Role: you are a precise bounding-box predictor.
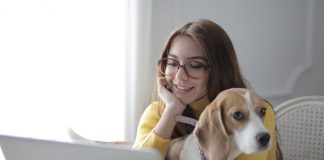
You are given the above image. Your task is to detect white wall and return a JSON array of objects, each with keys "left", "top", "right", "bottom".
[{"left": 149, "top": 0, "right": 324, "bottom": 106}]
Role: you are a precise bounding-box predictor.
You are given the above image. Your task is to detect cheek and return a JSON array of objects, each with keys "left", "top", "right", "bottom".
[
  {"left": 198, "top": 75, "right": 209, "bottom": 92},
  {"left": 165, "top": 76, "right": 173, "bottom": 84},
  {"left": 165, "top": 74, "right": 173, "bottom": 80},
  {"left": 192, "top": 79, "right": 208, "bottom": 96}
]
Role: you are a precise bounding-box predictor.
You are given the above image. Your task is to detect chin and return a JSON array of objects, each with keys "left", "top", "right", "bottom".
[
  {"left": 181, "top": 98, "right": 194, "bottom": 105},
  {"left": 175, "top": 94, "right": 197, "bottom": 104}
]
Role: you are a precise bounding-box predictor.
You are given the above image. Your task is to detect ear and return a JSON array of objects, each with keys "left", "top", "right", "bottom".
[
  {"left": 212, "top": 100, "right": 230, "bottom": 137},
  {"left": 194, "top": 101, "right": 230, "bottom": 159}
]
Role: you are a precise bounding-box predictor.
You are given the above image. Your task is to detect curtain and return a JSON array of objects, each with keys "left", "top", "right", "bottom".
[{"left": 125, "top": 0, "right": 154, "bottom": 141}]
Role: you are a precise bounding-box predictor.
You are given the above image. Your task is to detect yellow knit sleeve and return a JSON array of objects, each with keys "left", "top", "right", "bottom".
[
  {"left": 235, "top": 101, "right": 277, "bottom": 160},
  {"left": 132, "top": 102, "right": 171, "bottom": 158}
]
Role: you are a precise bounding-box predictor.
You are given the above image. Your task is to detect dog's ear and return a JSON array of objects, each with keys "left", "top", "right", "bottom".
[
  {"left": 211, "top": 99, "right": 230, "bottom": 137},
  {"left": 194, "top": 99, "right": 230, "bottom": 159}
]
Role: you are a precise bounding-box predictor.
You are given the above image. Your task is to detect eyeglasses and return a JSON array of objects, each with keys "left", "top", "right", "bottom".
[{"left": 158, "top": 58, "right": 209, "bottom": 79}]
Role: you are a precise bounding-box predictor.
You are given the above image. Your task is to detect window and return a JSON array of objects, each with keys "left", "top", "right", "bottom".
[{"left": 0, "top": 0, "right": 127, "bottom": 142}]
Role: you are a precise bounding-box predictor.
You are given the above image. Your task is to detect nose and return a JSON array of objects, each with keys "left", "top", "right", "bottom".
[
  {"left": 175, "top": 66, "right": 189, "bottom": 81},
  {"left": 256, "top": 132, "right": 270, "bottom": 146}
]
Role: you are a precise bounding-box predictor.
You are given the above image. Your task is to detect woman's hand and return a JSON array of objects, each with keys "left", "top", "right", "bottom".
[
  {"left": 157, "top": 77, "right": 186, "bottom": 115},
  {"left": 154, "top": 77, "right": 186, "bottom": 139}
]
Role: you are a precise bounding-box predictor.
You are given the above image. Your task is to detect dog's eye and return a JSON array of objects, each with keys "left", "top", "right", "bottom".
[
  {"left": 259, "top": 108, "right": 267, "bottom": 117},
  {"left": 233, "top": 111, "right": 244, "bottom": 120}
]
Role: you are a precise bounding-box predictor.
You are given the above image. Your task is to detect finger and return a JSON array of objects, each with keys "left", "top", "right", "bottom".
[
  {"left": 157, "top": 77, "right": 168, "bottom": 93},
  {"left": 157, "top": 77, "right": 168, "bottom": 90},
  {"left": 158, "top": 77, "right": 168, "bottom": 85}
]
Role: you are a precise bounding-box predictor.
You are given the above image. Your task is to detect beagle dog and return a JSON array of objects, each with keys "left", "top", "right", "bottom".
[{"left": 166, "top": 88, "right": 272, "bottom": 160}]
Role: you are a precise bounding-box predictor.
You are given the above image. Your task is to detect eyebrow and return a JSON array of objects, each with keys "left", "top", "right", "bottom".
[{"left": 168, "top": 53, "right": 207, "bottom": 61}]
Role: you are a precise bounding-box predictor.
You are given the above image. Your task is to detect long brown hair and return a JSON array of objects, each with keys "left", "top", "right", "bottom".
[
  {"left": 155, "top": 19, "right": 282, "bottom": 159},
  {"left": 156, "top": 19, "right": 246, "bottom": 137},
  {"left": 158, "top": 19, "right": 246, "bottom": 101}
]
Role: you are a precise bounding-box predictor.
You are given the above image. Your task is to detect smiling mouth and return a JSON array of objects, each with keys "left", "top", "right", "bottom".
[{"left": 174, "top": 84, "right": 194, "bottom": 93}]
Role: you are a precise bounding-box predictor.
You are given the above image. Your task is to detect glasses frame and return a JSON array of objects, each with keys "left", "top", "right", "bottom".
[{"left": 157, "top": 57, "right": 209, "bottom": 79}]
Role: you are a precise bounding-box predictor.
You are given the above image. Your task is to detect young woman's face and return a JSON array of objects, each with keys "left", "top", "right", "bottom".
[{"left": 166, "top": 36, "right": 209, "bottom": 104}]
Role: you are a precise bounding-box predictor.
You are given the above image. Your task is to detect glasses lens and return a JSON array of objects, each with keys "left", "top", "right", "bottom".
[
  {"left": 185, "top": 61, "right": 206, "bottom": 78},
  {"left": 158, "top": 58, "right": 207, "bottom": 78},
  {"left": 159, "top": 58, "right": 178, "bottom": 75}
]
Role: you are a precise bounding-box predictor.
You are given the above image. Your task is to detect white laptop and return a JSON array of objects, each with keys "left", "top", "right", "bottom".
[{"left": 0, "top": 134, "right": 161, "bottom": 160}]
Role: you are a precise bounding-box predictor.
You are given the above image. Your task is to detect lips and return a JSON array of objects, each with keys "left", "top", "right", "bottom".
[{"left": 173, "top": 84, "right": 194, "bottom": 93}]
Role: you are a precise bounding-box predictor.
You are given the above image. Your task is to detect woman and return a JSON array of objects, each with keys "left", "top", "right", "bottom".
[{"left": 133, "top": 19, "right": 282, "bottom": 160}]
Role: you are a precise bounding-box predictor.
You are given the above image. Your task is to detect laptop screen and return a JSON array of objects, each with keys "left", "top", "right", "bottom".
[{"left": 0, "top": 134, "right": 161, "bottom": 160}]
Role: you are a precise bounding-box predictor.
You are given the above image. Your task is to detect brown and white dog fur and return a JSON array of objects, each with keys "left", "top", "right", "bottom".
[{"left": 166, "top": 88, "right": 272, "bottom": 160}]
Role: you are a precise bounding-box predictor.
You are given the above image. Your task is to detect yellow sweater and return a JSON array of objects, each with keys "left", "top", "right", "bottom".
[{"left": 133, "top": 96, "right": 277, "bottom": 159}]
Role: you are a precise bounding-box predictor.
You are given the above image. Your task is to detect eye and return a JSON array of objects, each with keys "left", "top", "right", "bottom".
[
  {"left": 259, "top": 107, "right": 267, "bottom": 117},
  {"left": 188, "top": 61, "right": 205, "bottom": 69},
  {"left": 166, "top": 59, "right": 178, "bottom": 67},
  {"left": 232, "top": 111, "right": 244, "bottom": 120},
  {"left": 187, "top": 61, "right": 206, "bottom": 70}
]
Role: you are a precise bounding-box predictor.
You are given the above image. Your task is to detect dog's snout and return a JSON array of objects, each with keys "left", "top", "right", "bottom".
[{"left": 256, "top": 132, "right": 270, "bottom": 146}]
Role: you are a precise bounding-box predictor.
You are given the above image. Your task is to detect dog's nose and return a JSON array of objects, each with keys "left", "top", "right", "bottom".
[{"left": 256, "top": 132, "right": 270, "bottom": 146}]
